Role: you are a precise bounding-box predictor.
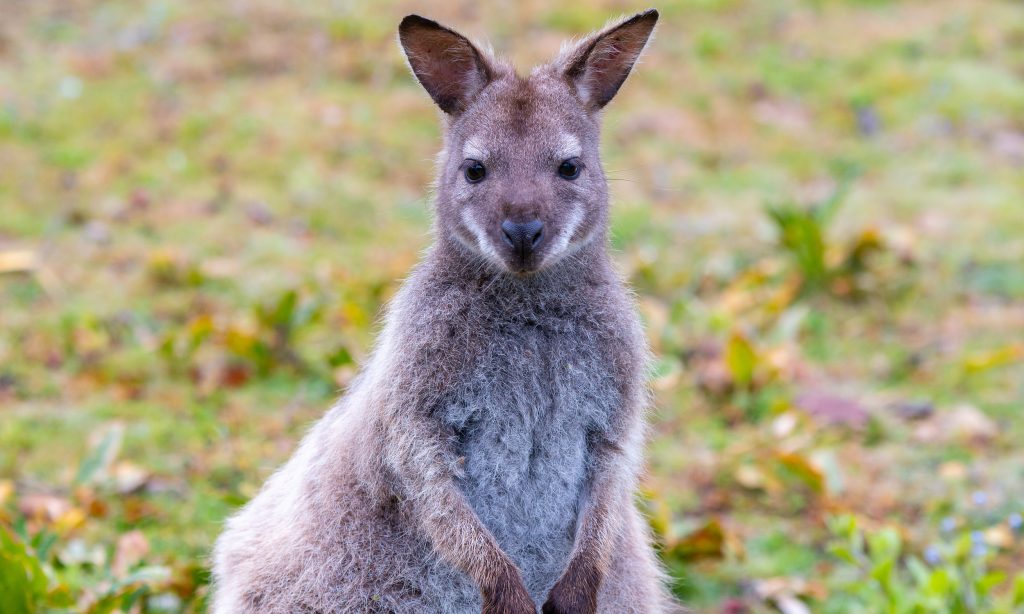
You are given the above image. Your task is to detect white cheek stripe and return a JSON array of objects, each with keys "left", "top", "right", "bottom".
[
  {"left": 550, "top": 203, "right": 584, "bottom": 256},
  {"left": 461, "top": 208, "right": 501, "bottom": 262}
]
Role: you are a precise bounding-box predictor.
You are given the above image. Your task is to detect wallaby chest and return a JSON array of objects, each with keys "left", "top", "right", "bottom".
[{"left": 436, "top": 306, "right": 623, "bottom": 585}]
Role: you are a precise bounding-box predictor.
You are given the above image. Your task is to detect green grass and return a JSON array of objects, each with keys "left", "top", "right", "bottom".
[{"left": 2, "top": 0, "right": 1023, "bottom": 611}]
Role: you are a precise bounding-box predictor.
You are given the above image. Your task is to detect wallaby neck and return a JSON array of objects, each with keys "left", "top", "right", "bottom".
[{"left": 429, "top": 232, "right": 614, "bottom": 298}]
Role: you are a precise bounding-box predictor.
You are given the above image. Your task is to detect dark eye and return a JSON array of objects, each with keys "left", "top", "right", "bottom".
[
  {"left": 465, "top": 160, "right": 486, "bottom": 183},
  {"left": 557, "top": 158, "right": 581, "bottom": 180}
]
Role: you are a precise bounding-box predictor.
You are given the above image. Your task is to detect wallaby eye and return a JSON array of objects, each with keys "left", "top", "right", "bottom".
[
  {"left": 464, "top": 160, "right": 486, "bottom": 183},
  {"left": 557, "top": 158, "right": 581, "bottom": 180}
]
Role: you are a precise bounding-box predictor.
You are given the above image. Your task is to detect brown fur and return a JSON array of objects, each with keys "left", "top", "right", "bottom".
[{"left": 212, "top": 11, "right": 676, "bottom": 614}]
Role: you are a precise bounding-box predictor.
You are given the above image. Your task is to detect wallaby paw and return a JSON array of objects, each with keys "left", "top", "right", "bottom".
[
  {"left": 541, "top": 584, "right": 598, "bottom": 614},
  {"left": 482, "top": 567, "right": 536, "bottom": 614},
  {"left": 541, "top": 565, "right": 600, "bottom": 614}
]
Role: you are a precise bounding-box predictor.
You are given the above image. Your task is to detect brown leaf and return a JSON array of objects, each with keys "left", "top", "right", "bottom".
[
  {"left": 113, "top": 461, "right": 151, "bottom": 494},
  {"left": 219, "top": 362, "right": 251, "bottom": 388},
  {"left": 122, "top": 496, "right": 163, "bottom": 524},
  {"left": 667, "top": 518, "right": 726, "bottom": 561},
  {"left": 776, "top": 452, "right": 826, "bottom": 495}
]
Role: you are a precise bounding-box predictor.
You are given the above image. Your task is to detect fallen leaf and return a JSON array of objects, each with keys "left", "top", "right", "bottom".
[
  {"left": 113, "top": 461, "right": 151, "bottom": 494},
  {"left": 667, "top": 518, "right": 726, "bottom": 561},
  {"left": 913, "top": 404, "right": 998, "bottom": 444},
  {"left": 753, "top": 576, "right": 828, "bottom": 601},
  {"left": 735, "top": 465, "right": 767, "bottom": 490},
  {"left": 776, "top": 452, "right": 826, "bottom": 495},
  {"left": 0, "top": 250, "right": 37, "bottom": 273},
  {"left": 963, "top": 344, "right": 1024, "bottom": 375},
  {"left": 725, "top": 332, "right": 758, "bottom": 388},
  {"left": 219, "top": 362, "right": 251, "bottom": 388},
  {"left": 53, "top": 506, "right": 87, "bottom": 534},
  {"left": 985, "top": 524, "right": 1014, "bottom": 549}
]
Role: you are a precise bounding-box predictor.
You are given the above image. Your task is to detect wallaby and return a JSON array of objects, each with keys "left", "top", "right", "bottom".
[{"left": 212, "top": 10, "right": 674, "bottom": 614}]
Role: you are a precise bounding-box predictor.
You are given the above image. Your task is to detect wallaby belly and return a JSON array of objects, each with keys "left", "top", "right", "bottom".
[{"left": 440, "top": 324, "right": 620, "bottom": 599}]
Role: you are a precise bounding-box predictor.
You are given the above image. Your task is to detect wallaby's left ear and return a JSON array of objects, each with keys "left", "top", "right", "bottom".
[{"left": 557, "top": 9, "right": 659, "bottom": 111}]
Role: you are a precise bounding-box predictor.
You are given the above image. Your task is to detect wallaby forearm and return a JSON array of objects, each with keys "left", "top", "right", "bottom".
[
  {"left": 381, "top": 406, "right": 532, "bottom": 606},
  {"left": 407, "top": 471, "right": 514, "bottom": 585},
  {"left": 586, "top": 414, "right": 644, "bottom": 547},
  {"left": 574, "top": 442, "right": 638, "bottom": 572},
  {"left": 544, "top": 417, "right": 644, "bottom": 613}
]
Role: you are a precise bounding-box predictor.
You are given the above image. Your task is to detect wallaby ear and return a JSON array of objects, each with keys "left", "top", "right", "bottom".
[
  {"left": 398, "top": 15, "right": 496, "bottom": 115},
  {"left": 557, "top": 9, "right": 659, "bottom": 111}
]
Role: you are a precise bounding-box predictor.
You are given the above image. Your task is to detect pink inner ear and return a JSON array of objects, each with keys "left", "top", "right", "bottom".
[
  {"left": 562, "top": 11, "right": 657, "bottom": 110},
  {"left": 589, "top": 39, "right": 628, "bottom": 76},
  {"left": 401, "top": 21, "right": 491, "bottom": 115},
  {"left": 578, "top": 37, "right": 641, "bottom": 108}
]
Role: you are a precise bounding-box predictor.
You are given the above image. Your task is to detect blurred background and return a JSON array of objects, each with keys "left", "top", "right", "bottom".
[{"left": 2, "top": 1, "right": 1023, "bottom": 612}]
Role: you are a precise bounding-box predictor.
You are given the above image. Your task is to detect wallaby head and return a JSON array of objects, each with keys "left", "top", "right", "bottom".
[{"left": 399, "top": 10, "right": 658, "bottom": 275}]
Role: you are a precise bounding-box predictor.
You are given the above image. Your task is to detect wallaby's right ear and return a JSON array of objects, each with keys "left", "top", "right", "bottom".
[{"left": 398, "top": 15, "right": 495, "bottom": 115}]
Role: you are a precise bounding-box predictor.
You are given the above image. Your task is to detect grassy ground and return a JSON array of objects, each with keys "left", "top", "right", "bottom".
[{"left": 2, "top": 0, "right": 1023, "bottom": 612}]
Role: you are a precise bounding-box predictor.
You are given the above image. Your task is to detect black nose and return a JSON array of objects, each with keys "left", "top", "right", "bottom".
[{"left": 501, "top": 219, "right": 544, "bottom": 258}]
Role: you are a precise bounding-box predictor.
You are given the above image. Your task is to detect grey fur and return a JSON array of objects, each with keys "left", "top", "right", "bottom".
[{"left": 213, "top": 10, "right": 674, "bottom": 614}]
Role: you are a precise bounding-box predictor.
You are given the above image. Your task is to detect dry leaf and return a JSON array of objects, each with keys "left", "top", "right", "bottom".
[
  {"left": 0, "top": 250, "right": 37, "bottom": 273},
  {"left": 113, "top": 461, "right": 151, "bottom": 494},
  {"left": 985, "top": 524, "right": 1014, "bottom": 549},
  {"left": 53, "top": 506, "right": 87, "bottom": 534},
  {"left": 735, "top": 465, "right": 767, "bottom": 489},
  {"left": 913, "top": 404, "right": 997, "bottom": 444},
  {"left": 776, "top": 452, "right": 826, "bottom": 495},
  {"left": 667, "top": 518, "right": 726, "bottom": 561}
]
